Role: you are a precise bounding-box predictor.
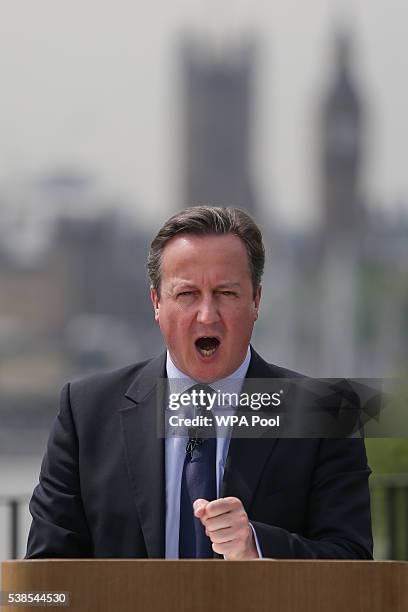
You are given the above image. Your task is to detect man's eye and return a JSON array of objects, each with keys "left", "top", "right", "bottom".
[
  {"left": 221, "top": 291, "right": 235, "bottom": 296},
  {"left": 178, "top": 291, "right": 193, "bottom": 297}
]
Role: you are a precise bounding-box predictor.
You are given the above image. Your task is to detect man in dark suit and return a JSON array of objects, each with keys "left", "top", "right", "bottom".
[{"left": 26, "top": 206, "right": 372, "bottom": 560}]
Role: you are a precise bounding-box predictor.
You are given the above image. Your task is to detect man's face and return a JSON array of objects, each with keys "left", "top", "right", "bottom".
[{"left": 150, "top": 233, "right": 261, "bottom": 382}]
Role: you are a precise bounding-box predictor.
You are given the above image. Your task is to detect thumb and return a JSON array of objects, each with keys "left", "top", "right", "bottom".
[{"left": 193, "top": 498, "right": 209, "bottom": 518}]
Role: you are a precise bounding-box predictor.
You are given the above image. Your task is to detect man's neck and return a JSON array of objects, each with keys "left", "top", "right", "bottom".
[{"left": 166, "top": 347, "right": 252, "bottom": 391}]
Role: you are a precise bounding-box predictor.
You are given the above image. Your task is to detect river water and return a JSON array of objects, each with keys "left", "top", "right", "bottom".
[{"left": 0, "top": 455, "right": 43, "bottom": 562}]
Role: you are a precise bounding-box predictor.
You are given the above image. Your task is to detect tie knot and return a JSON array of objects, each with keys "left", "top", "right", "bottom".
[
  {"left": 185, "top": 384, "right": 216, "bottom": 441},
  {"left": 186, "top": 384, "right": 215, "bottom": 412}
]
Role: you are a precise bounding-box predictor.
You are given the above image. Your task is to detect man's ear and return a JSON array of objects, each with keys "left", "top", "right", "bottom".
[
  {"left": 150, "top": 287, "right": 160, "bottom": 322},
  {"left": 253, "top": 285, "right": 262, "bottom": 321}
]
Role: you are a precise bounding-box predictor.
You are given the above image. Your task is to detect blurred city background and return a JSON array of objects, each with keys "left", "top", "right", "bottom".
[{"left": 0, "top": 1, "right": 407, "bottom": 561}]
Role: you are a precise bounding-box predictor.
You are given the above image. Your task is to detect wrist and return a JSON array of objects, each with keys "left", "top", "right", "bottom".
[{"left": 229, "top": 531, "right": 259, "bottom": 560}]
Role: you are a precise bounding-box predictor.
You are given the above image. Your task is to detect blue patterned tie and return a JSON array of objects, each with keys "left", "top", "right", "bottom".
[{"left": 179, "top": 384, "right": 216, "bottom": 558}]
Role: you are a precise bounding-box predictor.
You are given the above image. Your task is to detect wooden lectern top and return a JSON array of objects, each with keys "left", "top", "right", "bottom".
[{"left": 2, "top": 559, "right": 408, "bottom": 612}]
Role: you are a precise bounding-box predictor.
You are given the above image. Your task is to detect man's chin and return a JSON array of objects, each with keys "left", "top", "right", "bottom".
[
  {"left": 183, "top": 352, "right": 233, "bottom": 383},
  {"left": 191, "top": 372, "right": 220, "bottom": 384}
]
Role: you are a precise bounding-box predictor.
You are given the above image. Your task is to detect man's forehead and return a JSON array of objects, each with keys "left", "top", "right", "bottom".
[
  {"left": 162, "top": 232, "right": 247, "bottom": 258},
  {"left": 159, "top": 233, "right": 252, "bottom": 287}
]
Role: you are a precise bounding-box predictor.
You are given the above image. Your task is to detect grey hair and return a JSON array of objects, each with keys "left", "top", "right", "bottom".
[{"left": 146, "top": 205, "right": 265, "bottom": 298}]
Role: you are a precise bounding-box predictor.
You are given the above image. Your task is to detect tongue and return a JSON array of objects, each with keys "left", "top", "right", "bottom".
[{"left": 196, "top": 337, "right": 219, "bottom": 351}]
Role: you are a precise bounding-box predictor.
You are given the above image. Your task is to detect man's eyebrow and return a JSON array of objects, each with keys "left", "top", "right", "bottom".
[
  {"left": 167, "top": 281, "right": 196, "bottom": 291},
  {"left": 215, "top": 282, "right": 241, "bottom": 289},
  {"left": 167, "top": 281, "right": 242, "bottom": 291}
]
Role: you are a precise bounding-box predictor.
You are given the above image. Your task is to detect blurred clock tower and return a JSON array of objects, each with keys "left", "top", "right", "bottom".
[
  {"left": 321, "top": 32, "right": 365, "bottom": 244},
  {"left": 317, "top": 32, "right": 367, "bottom": 375}
]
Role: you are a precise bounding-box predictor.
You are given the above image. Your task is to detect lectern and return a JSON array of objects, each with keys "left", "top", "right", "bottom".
[{"left": 2, "top": 559, "right": 407, "bottom": 612}]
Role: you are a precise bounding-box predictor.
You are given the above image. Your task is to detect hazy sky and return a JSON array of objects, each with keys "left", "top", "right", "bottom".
[{"left": 0, "top": 1, "right": 407, "bottom": 229}]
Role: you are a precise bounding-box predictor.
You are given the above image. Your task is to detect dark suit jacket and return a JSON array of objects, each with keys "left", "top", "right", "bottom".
[{"left": 26, "top": 348, "right": 373, "bottom": 559}]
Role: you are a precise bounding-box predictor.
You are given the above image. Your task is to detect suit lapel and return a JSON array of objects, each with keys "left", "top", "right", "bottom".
[
  {"left": 119, "top": 352, "right": 167, "bottom": 558},
  {"left": 221, "top": 347, "right": 280, "bottom": 512}
]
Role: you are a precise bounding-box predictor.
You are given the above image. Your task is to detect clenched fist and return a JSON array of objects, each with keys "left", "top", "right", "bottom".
[{"left": 193, "top": 496, "right": 259, "bottom": 560}]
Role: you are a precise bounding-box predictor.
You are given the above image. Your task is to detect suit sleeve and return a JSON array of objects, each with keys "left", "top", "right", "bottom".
[
  {"left": 26, "top": 383, "right": 93, "bottom": 558},
  {"left": 251, "top": 438, "right": 373, "bottom": 559}
]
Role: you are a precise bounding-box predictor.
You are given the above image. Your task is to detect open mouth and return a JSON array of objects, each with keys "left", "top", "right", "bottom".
[{"left": 195, "top": 337, "right": 220, "bottom": 358}]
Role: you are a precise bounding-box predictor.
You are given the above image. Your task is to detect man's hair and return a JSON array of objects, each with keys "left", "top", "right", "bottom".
[{"left": 147, "top": 205, "right": 265, "bottom": 298}]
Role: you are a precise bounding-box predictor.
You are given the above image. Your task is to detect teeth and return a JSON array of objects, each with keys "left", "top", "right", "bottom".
[{"left": 198, "top": 347, "right": 217, "bottom": 357}]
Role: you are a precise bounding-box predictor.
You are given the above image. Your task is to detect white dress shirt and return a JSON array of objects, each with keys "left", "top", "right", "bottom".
[{"left": 164, "top": 347, "right": 262, "bottom": 558}]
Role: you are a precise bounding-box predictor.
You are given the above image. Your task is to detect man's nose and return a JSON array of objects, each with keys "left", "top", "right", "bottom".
[{"left": 196, "top": 296, "right": 220, "bottom": 325}]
